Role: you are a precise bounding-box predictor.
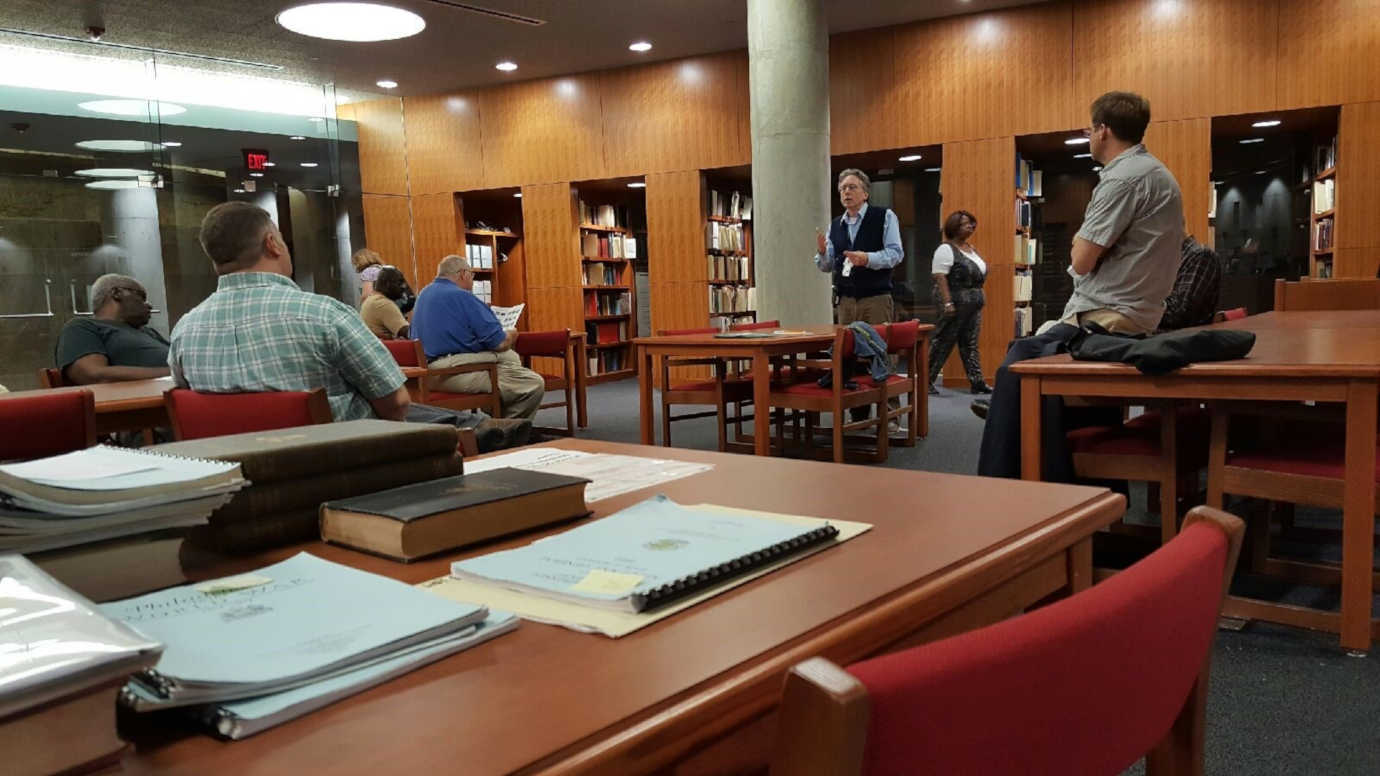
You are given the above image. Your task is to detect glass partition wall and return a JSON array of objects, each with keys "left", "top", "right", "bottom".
[{"left": 0, "top": 32, "right": 363, "bottom": 390}]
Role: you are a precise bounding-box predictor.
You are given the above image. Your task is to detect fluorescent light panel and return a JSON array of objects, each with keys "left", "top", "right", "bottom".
[
  {"left": 75, "top": 139, "right": 160, "bottom": 152},
  {"left": 495, "top": 61, "right": 517, "bottom": 72},
  {"left": 898, "top": 154, "right": 923, "bottom": 162},
  {"left": 1252, "top": 119, "right": 1281, "bottom": 128},
  {"left": 1065, "top": 137, "right": 1089, "bottom": 145}
]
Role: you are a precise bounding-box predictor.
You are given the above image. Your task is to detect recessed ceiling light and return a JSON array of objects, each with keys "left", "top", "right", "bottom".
[
  {"left": 290, "top": 136, "right": 307, "bottom": 141},
  {"left": 898, "top": 154, "right": 923, "bottom": 162},
  {"left": 1254, "top": 169, "right": 1268, "bottom": 175},
  {"left": 233, "top": 188, "right": 246, "bottom": 194},
  {"left": 629, "top": 41, "right": 652, "bottom": 52},
  {"left": 1073, "top": 153, "right": 1092, "bottom": 159},
  {"left": 79, "top": 99, "right": 186, "bottom": 117},
  {"left": 627, "top": 181, "right": 646, "bottom": 188},
  {"left": 250, "top": 172, "right": 264, "bottom": 177},
  {"left": 1240, "top": 138, "right": 1265, "bottom": 144},
  {"left": 262, "top": 161, "right": 276, "bottom": 167},
  {"left": 74, "top": 140, "right": 160, "bottom": 153},
  {"left": 161, "top": 141, "right": 182, "bottom": 148},
  {"left": 1252, "top": 119, "right": 1281, "bottom": 128},
  {"left": 276, "top": 2, "right": 426, "bottom": 42},
  {"left": 513, "top": 192, "right": 522, "bottom": 198},
  {"left": 923, "top": 167, "right": 941, "bottom": 172},
  {"left": 495, "top": 61, "right": 518, "bottom": 72},
  {"left": 74, "top": 168, "right": 155, "bottom": 178},
  {"left": 376, "top": 79, "right": 398, "bottom": 89},
  {"left": 85, "top": 180, "right": 143, "bottom": 190},
  {"left": 300, "top": 162, "right": 319, "bottom": 167},
  {"left": 1064, "top": 137, "right": 1089, "bottom": 145}
]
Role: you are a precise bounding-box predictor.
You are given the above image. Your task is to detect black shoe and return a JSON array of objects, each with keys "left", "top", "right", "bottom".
[
  {"left": 928, "top": 383, "right": 941, "bottom": 396},
  {"left": 971, "top": 383, "right": 993, "bottom": 395},
  {"left": 970, "top": 399, "right": 990, "bottom": 420},
  {"left": 473, "top": 418, "right": 532, "bottom": 452}
]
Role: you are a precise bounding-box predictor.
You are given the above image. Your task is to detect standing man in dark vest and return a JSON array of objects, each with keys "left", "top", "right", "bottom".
[{"left": 813, "top": 168, "right": 904, "bottom": 327}]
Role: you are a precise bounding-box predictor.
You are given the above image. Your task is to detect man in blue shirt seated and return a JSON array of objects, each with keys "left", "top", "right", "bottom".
[{"left": 412, "top": 254, "right": 545, "bottom": 420}]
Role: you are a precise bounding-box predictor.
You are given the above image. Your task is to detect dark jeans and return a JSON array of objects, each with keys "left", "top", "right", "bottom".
[
  {"left": 404, "top": 403, "right": 487, "bottom": 429},
  {"left": 976, "top": 324, "right": 1120, "bottom": 480}
]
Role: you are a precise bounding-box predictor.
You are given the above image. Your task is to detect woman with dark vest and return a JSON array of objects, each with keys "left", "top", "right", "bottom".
[
  {"left": 927, "top": 210, "right": 991, "bottom": 395},
  {"left": 813, "top": 168, "right": 904, "bottom": 327}
]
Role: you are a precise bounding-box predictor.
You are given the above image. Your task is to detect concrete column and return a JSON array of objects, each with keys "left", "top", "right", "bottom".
[
  {"left": 100, "top": 186, "right": 170, "bottom": 334},
  {"left": 747, "top": 0, "right": 832, "bottom": 327}
]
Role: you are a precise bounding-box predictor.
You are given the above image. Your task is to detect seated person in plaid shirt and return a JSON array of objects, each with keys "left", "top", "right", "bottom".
[{"left": 1157, "top": 234, "right": 1221, "bottom": 331}]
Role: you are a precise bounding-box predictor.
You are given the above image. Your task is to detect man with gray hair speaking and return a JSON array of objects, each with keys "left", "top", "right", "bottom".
[
  {"left": 813, "top": 168, "right": 904, "bottom": 327},
  {"left": 411, "top": 254, "right": 545, "bottom": 420},
  {"left": 56, "top": 273, "right": 171, "bottom": 384}
]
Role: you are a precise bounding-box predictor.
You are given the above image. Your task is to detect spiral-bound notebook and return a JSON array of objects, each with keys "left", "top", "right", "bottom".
[
  {"left": 450, "top": 495, "right": 840, "bottom": 614},
  {"left": 0, "top": 445, "right": 245, "bottom": 515}
]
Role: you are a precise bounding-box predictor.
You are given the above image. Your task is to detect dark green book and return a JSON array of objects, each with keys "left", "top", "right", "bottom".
[{"left": 320, "top": 468, "right": 591, "bottom": 562}]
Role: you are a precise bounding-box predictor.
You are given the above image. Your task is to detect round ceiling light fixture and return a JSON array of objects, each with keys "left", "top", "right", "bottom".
[
  {"left": 74, "top": 140, "right": 160, "bottom": 153},
  {"left": 74, "top": 168, "right": 156, "bottom": 179},
  {"left": 627, "top": 181, "right": 646, "bottom": 188},
  {"left": 376, "top": 79, "right": 398, "bottom": 89},
  {"left": 495, "top": 61, "right": 518, "bottom": 72},
  {"left": 629, "top": 41, "right": 652, "bottom": 52},
  {"left": 276, "top": 2, "right": 426, "bottom": 42},
  {"left": 78, "top": 100, "right": 186, "bottom": 117},
  {"left": 300, "top": 162, "right": 319, "bottom": 167}
]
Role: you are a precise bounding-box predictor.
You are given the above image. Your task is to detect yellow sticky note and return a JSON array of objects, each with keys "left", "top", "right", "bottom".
[
  {"left": 196, "top": 573, "right": 272, "bottom": 595},
  {"left": 569, "top": 569, "right": 644, "bottom": 597}
]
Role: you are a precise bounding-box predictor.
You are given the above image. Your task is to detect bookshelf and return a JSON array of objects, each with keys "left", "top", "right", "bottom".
[
  {"left": 705, "top": 184, "right": 756, "bottom": 326},
  {"left": 456, "top": 188, "right": 526, "bottom": 316},
  {"left": 1012, "top": 153, "right": 1042, "bottom": 338},
  {"left": 576, "top": 187, "right": 642, "bottom": 383},
  {"left": 1310, "top": 138, "right": 1337, "bottom": 278}
]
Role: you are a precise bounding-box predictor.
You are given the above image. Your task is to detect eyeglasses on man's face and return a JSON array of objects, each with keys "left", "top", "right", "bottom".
[{"left": 838, "top": 183, "right": 864, "bottom": 193}]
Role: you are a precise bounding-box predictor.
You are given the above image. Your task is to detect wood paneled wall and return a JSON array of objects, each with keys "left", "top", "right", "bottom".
[
  {"left": 360, "top": 194, "right": 414, "bottom": 287},
  {"left": 354, "top": 0, "right": 1380, "bottom": 342},
  {"left": 940, "top": 137, "right": 1016, "bottom": 381},
  {"left": 1142, "top": 118, "right": 1212, "bottom": 242},
  {"left": 410, "top": 193, "right": 460, "bottom": 287}
]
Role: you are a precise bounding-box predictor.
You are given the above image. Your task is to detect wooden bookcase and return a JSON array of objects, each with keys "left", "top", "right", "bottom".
[
  {"left": 455, "top": 188, "right": 526, "bottom": 318},
  {"left": 1310, "top": 155, "right": 1336, "bottom": 279},
  {"left": 575, "top": 183, "right": 643, "bottom": 383},
  {"left": 705, "top": 182, "right": 755, "bottom": 326}
]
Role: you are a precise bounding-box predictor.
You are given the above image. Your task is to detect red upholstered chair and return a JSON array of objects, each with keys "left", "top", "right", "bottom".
[
  {"left": 381, "top": 338, "right": 501, "bottom": 419},
  {"left": 864, "top": 320, "right": 927, "bottom": 444},
  {"left": 0, "top": 389, "right": 97, "bottom": 461},
  {"left": 657, "top": 326, "right": 751, "bottom": 451},
  {"left": 769, "top": 326, "right": 889, "bottom": 463},
  {"left": 164, "top": 388, "right": 333, "bottom": 441},
  {"left": 770, "top": 506, "right": 1245, "bottom": 776},
  {"left": 1067, "top": 404, "right": 1211, "bottom": 544},
  {"left": 514, "top": 329, "right": 576, "bottom": 436}
]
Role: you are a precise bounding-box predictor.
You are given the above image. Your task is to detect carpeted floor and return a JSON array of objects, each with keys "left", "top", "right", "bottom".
[{"left": 533, "top": 379, "right": 1380, "bottom": 775}]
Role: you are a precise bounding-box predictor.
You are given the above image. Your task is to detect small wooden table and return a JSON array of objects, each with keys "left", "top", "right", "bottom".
[
  {"left": 119, "top": 439, "right": 1123, "bottom": 775},
  {"left": 635, "top": 326, "right": 932, "bottom": 456},
  {"left": 1011, "top": 315, "right": 1380, "bottom": 651},
  {"left": 6, "top": 377, "right": 173, "bottom": 435}
]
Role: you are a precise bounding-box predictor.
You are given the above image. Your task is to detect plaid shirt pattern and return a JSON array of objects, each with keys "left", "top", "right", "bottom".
[
  {"left": 168, "top": 273, "right": 404, "bottom": 421},
  {"left": 1159, "top": 237, "right": 1222, "bottom": 331}
]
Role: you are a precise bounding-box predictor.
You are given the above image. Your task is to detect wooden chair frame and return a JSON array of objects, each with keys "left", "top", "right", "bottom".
[
  {"left": 1274, "top": 278, "right": 1380, "bottom": 312},
  {"left": 163, "top": 387, "right": 333, "bottom": 441},
  {"left": 769, "top": 328, "right": 889, "bottom": 464},
  {"left": 392, "top": 339, "right": 502, "bottom": 420},
  {"left": 515, "top": 329, "right": 577, "bottom": 437},
  {"left": 656, "top": 328, "right": 753, "bottom": 452},
  {"left": 769, "top": 506, "right": 1245, "bottom": 776}
]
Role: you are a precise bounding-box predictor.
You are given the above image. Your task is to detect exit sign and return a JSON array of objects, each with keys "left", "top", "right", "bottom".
[{"left": 243, "top": 149, "right": 270, "bottom": 171}]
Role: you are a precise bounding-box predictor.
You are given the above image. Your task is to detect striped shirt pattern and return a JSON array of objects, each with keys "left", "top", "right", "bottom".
[{"left": 168, "top": 272, "right": 403, "bottom": 422}]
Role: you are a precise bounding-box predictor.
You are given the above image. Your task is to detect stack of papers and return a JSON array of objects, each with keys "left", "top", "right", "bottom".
[
  {"left": 462, "top": 448, "right": 711, "bottom": 503},
  {"left": 0, "top": 446, "right": 246, "bottom": 553},
  {"left": 103, "top": 553, "right": 513, "bottom": 738}
]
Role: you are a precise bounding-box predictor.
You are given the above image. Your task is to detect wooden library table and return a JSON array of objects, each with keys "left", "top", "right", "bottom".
[
  {"left": 6, "top": 376, "right": 173, "bottom": 435},
  {"left": 121, "top": 439, "right": 1124, "bottom": 776},
  {"left": 635, "top": 325, "right": 932, "bottom": 455},
  {"left": 1011, "top": 316, "right": 1380, "bottom": 651}
]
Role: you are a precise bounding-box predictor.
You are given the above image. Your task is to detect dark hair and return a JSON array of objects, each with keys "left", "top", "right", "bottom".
[
  {"left": 942, "top": 210, "right": 977, "bottom": 240},
  {"left": 374, "top": 265, "right": 407, "bottom": 299},
  {"left": 1090, "top": 91, "right": 1151, "bottom": 144},
  {"left": 199, "top": 201, "right": 273, "bottom": 267}
]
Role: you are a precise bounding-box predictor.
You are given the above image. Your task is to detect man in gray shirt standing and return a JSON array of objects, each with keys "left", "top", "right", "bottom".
[{"left": 977, "top": 91, "right": 1184, "bottom": 479}]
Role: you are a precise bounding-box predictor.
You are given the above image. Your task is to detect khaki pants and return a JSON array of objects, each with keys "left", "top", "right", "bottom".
[
  {"left": 1061, "top": 308, "right": 1147, "bottom": 335},
  {"left": 835, "top": 293, "right": 894, "bottom": 327},
  {"left": 428, "top": 350, "right": 545, "bottom": 420}
]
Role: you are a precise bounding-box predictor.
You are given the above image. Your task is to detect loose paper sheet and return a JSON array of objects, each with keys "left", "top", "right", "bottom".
[
  {"left": 462, "top": 449, "right": 712, "bottom": 503},
  {"left": 490, "top": 303, "right": 525, "bottom": 330},
  {"left": 419, "top": 505, "right": 871, "bottom": 638}
]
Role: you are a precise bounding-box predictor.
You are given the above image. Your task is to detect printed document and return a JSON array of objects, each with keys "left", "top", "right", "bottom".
[
  {"left": 462, "top": 448, "right": 710, "bottom": 502},
  {"left": 491, "top": 303, "right": 525, "bottom": 330}
]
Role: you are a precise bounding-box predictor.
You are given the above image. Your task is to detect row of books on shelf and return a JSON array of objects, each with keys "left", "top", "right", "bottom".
[
  {"left": 708, "top": 254, "right": 752, "bottom": 283},
  {"left": 1014, "top": 234, "right": 1040, "bottom": 266},
  {"left": 464, "top": 242, "right": 497, "bottom": 269},
  {"left": 1313, "top": 217, "right": 1334, "bottom": 252},
  {"left": 1015, "top": 199, "right": 1033, "bottom": 230},
  {"left": 581, "top": 231, "right": 638, "bottom": 259},
  {"left": 585, "top": 290, "right": 632, "bottom": 316},
  {"left": 1315, "top": 135, "right": 1338, "bottom": 173},
  {"left": 709, "top": 189, "right": 753, "bottom": 220},
  {"left": 1015, "top": 154, "right": 1043, "bottom": 196},
  {"left": 1014, "top": 306, "right": 1035, "bottom": 337},
  {"left": 707, "top": 221, "right": 747, "bottom": 253},
  {"left": 583, "top": 319, "right": 629, "bottom": 346},
  {"left": 588, "top": 348, "right": 628, "bottom": 375},
  {"left": 582, "top": 262, "right": 620, "bottom": 286},
  {"left": 578, "top": 201, "right": 626, "bottom": 228},
  {"left": 1313, "top": 179, "right": 1335, "bottom": 213},
  {"left": 709, "top": 284, "right": 756, "bottom": 314},
  {"left": 471, "top": 280, "right": 493, "bottom": 304},
  {"left": 1014, "top": 273, "right": 1033, "bottom": 303}
]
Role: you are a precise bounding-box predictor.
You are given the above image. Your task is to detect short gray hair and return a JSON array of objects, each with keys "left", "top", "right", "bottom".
[
  {"left": 436, "top": 254, "right": 471, "bottom": 277},
  {"left": 90, "top": 273, "right": 140, "bottom": 310},
  {"left": 837, "top": 168, "right": 871, "bottom": 193}
]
